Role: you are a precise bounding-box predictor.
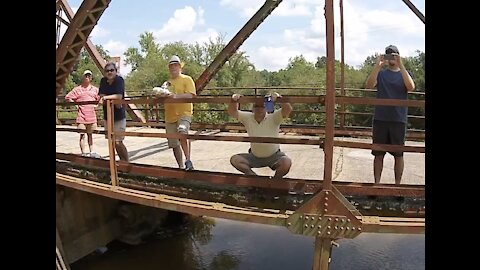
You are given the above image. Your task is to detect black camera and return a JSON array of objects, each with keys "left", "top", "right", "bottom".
[{"left": 384, "top": 54, "right": 395, "bottom": 60}]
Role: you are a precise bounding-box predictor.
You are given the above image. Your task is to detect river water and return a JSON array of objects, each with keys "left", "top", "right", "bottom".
[{"left": 71, "top": 216, "right": 425, "bottom": 270}]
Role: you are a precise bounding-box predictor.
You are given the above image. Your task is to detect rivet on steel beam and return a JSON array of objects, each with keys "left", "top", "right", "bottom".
[
  {"left": 327, "top": 231, "right": 331, "bottom": 235},
  {"left": 340, "top": 227, "right": 344, "bottom": 230},
  {"left": 311, "top": 225, "right": 315, "bottom": 228},
  {"left": 287, "top": 222, "right": 291, "bottom": 226},
  {"left": 327, "top": 226, "right": 331, "bottom": 229},
  {"left": 347, "top": 219, "right": 351, "bottom": 222},
  {"left": 318, "top": 231, "right": 321, "bottom": 234},
  {"left": 352, "top": 227, "right": 356, "bottom": 230},
  {"left": 325, "top": 197, "right": 329, "bottom": 201},
  {"left": 358, "top": 227, "right": 362, "bottom": 231},
  {"left": 346, "top": 227, "right": 350, "bottom": 230},
  {"left": 318, "top": 217, "right": 322, "bottom": 220},
  {"left": 335, "top": 226, "right": 338, "bottom": 230},
  {"left": 342, "top": 219, "right": 345, "bottom": 223},
  {"left": 300, "top": 215, "right": 303, "bottom": 219},
  {"left": 325, "top": 191, "right": 329, "bottom": 195},
  {"left": 324, "top": 209, "right": 328, "bottom": 212},
  {"left": 305, "top": 224, "right": 309, "bottom": 228},
  {"left": 324, "top": 203, "right": 328, "bottom": 207},
  {"left": 311, "top": 216, "right": 315, "bottom": 220},
  {"left": 305, "top": 216, "right": 309, "bottom": 220},
  {"left": 318, "top": 225, "right": 322, "bottom": 229},
  {"left": 328, "top": 218, "right": 332, "bottom": 221}
]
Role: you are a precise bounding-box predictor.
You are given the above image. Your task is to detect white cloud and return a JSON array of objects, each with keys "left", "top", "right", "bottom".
[
  {"left": 251, "top": 46, "right": 302, "bottom": 71},
  {"left": 220, "top": 0, "right": 262, "bottom": 17},
  {"left": 151, "top": 6, "right": 219, "bottom": 45},
  {"left": 249, "top": 0, "right": 425, "bottom": 70},
  {"left": 221, "top": 0, "right": 323, "bottom": 17},
  {"left": 103, "top": 40, "right": 131, "bottom": 76},
  {"left": 90, "top": 26, "right": 110, "bottom": 39}
]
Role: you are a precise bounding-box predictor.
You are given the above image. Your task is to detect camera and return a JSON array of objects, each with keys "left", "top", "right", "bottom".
[
  {"left": 264, "top": 95, "right": 274, "bottom": 113},
  {"left": 383, "top": 53, "right": 395, "bottom": 60}
]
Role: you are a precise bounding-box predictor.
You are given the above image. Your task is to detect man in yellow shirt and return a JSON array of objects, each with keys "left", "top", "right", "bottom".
[
  {"left": 162, "top": 55, "right": 196, "bottom": 170},
  {"left": 227, "top": 92, "right": 293, "bottom": 179}
]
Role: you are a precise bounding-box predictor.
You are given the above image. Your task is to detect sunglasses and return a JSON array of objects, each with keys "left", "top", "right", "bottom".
[{"left": 104, "top": 69, "right": 115, "bottom": 73}]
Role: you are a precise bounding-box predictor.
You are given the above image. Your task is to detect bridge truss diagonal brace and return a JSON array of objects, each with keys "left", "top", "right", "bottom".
[{"left": 287, "top": 188, "right": 365, "bottom": 239}]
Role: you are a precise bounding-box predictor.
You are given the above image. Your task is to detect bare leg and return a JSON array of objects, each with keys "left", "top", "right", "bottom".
[
  {"left": 87, "top": 133, "right": 94, "bottom": 153},
  {"left": 173, "top": 146, "right": 184, "bottom": 168},
  {"left": 230, "top": 155, "right": 256, "bottom": 175},
  {"left": 180, "top": 138, "right": 190, "bottom": 161},
  {"left": 115, "top": 141, "right": 129, "bottom": 162},
  {"left": 374, "top": 155, "right": 384, "bottom": 184},
  {"left": 394, "top": 156, "right": 404, "bottom": 185},
  {"left": 272, "top": 157, "right": 292, "bottom": 179},
  {"left": 79, "top": 134, "right": 86, "bottom": 154}
]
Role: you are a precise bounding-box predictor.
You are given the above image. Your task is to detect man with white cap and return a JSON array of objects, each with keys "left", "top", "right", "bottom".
[
  {"left": 65, "top": 69, "right": 100, "bottom": 157},
  {"left": 157, "top": 55, "right": 196, "bottom": 170}
]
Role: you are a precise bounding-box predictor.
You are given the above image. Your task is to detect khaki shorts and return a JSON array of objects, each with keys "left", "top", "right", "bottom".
[
  {"left": 165, "top": 116, "right": 191, "bottom": 148},
  {"left": 77, "top": 123, "right": 97, "bottom": 134},
  {"left": 237, "top": 149, "right": 287, "bottom": 169},
  {"left": 104, "top": 118, "right": 126, "bottom": 142}
]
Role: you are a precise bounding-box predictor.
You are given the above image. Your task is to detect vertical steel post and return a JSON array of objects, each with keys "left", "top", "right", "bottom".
[
  {"left": 339, "top": 0, "right": 346, "bottom": 129},
  {"left": 323, "top": 0, "right": 335, "bottom": 189},
  {"left": 106, "top": 100, "right": 118, "bottom": 186},
  {"left": 312, "top": 237, "right": 333, "bottom": 270}
]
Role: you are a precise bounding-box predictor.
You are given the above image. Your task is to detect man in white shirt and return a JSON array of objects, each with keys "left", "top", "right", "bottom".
[{"left": 227, "top": 92, "right": 293, "bottom": 179}]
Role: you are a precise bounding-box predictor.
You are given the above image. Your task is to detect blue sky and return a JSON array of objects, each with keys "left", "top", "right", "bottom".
[{"left": 62, "top": 0, "right": 425, "bottom": 75}]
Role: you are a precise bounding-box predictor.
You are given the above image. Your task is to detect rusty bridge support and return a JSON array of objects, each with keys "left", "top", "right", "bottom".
[
  {"left": 56, "top": 0, "right": 146, "bottom": 123},
  {"left": 56, "top": 0, "right": 111, "bottom": 96}
]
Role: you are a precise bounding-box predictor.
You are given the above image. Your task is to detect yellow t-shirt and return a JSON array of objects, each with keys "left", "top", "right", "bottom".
[{"left": 165, "top": 74, "right": 196, "bottom": 123}]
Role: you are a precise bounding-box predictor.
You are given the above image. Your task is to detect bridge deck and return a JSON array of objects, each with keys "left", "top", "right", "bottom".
[{"left": 56, "top": 126, "right": 424, "bottom": 185}]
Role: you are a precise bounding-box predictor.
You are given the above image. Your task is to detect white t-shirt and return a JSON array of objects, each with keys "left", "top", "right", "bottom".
[{"left": 237, "top": 109, "right": 283, "bottom": 158}]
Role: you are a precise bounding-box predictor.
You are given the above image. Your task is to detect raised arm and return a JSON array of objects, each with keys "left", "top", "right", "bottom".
[
  {"left": 272, "top": 92, "right": 292, "bottom": 118},
  {"left": 365, "top": 55, "right": 384, "bottom": 89},
  {"left": 227, "top": 94, "right": 242, "bottom": 120},
  {"left": 396, "top": 55, "right": 415, "bottom": 92}
]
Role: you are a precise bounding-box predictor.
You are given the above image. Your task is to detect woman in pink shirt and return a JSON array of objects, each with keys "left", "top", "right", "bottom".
[{"left": 65, "top": 70, "right": 100, "bottom": 157}]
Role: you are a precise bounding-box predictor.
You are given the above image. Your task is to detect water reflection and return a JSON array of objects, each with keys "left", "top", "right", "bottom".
[{"left": 72, "top": 215, "right": 424, "bottom": 270}]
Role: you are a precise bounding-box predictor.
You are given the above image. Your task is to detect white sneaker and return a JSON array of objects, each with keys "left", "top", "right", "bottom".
[{"left": 90, "top": 153, "right": 101, "bottom": 158}]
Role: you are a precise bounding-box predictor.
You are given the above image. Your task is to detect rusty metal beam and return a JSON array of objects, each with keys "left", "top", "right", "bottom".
[
  {"left": 323, "top": 0, "right": 335, "bottom": 188},
  {"left": 336, "top": 96, "right": 425, "bottom": 108},
  {"left": 333, "top": 140, "right": 425, "bottom": 153},
  {"left": 194, "top": 0, "right": 283, "bottom": 93},
  {"left": 401, "top": 0, "right": 425, "bottom": 24},
  {"left": 339, "top": 0, "right": 345, "bottom": 129},
  {"left": 56, "top": 172, "right": 288, "bottom": 226},
  {"left": 55, "top": 153, "right": 425, "bottom": 197},
  {"left": 56, "top": 0, "right": 111, "bottom": 96},
  {"left": 58, "top": 171, "right": 424, "bottom": 234},
  {"left": 58, "top": 0, "right": 107, "bottom": 71}
]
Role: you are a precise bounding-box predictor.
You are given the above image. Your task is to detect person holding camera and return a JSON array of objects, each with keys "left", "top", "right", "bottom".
[
  {"left": 227, "top": 92, "right": 293, "bottom": 179},
  {"left": 365, "top": 45, "right": 415, "bottom": 184}
]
